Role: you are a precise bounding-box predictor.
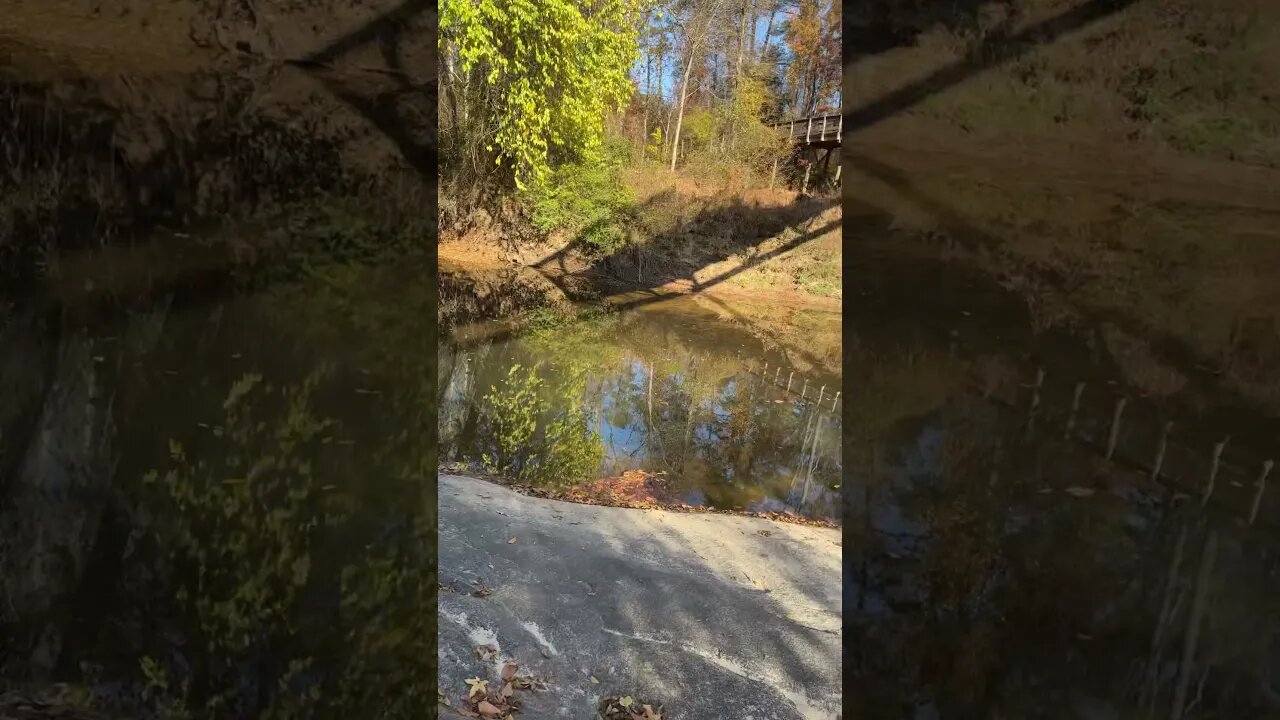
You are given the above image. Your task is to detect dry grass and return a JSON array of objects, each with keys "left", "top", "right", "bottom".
[
  {"left": 850, "top": 0, "right": 1280, "bottom": 166},
  {"left": 621, "top": 165, "right": 842, "bottom": 299}
]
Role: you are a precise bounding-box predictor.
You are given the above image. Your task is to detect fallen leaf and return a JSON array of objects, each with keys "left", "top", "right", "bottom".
[
  {"left": 474, "top": 644, "right": 498, "bottom": 661},
  {"left": 508, "top": 536, "right": 517, "bottom": 544},
  {"left": 466, "top": 678, "right": 489, "bottom": 698},
  {"left": 541, "top": 647, "right": 551, "bottom": 658},
  {"left": 619, "top": 696, "right": 633, "bottom": 708},
  {"left": 477, "top": 700, "right": 502, "bottom": 716},
  {"left": 501, "top": 682, "right": 514, "bottom": 698},
  {"left": 501, "top": 662, "right": 518, "bottom": 681},
  {"left": 589, "top": 675, "right": 600, "bottom": 684}
]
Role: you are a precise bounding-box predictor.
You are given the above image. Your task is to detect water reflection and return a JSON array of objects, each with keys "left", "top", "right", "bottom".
[
  {"left": 440, "top": 299, "right": 843, "bottom": 523},
  {"left": 846, "top": 259, "right": 1280, "bottom": 717},
  {"left": 1, "top": 261, "right": 434, "bottom": 717}
]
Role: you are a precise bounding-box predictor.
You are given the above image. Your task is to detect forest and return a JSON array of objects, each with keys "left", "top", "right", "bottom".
[{"left": 438, "top": 0, "right": 841, "bottom": 258}]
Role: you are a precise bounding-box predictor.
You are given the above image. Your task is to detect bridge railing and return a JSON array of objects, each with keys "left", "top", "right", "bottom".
[{"left": 766, "top": 113, "right": 843, "bottom": 145}]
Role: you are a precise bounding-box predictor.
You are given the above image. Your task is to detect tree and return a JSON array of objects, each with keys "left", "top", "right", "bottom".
[
  {"left": 440, "top": 0, "right": 649, "bottom": 188},
  {"left": 781, "top": 0, "right": 840, "bottom": 116},
  {"left": 668, "top": 0, "right": 731, "bottom": 170}
]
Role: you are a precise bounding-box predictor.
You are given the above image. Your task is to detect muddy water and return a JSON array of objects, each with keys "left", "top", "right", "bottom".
[{"left": 439, "top": 295, "right": 844, "bottom": 523}]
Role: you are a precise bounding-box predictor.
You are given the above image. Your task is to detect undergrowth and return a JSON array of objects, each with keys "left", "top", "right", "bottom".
[{"left": 524, "top": 137, "right": 636, "bottom": 254}]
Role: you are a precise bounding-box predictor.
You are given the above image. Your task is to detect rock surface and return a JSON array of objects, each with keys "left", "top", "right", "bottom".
[{"left": 438, "top": 473, "right": 842, "bottom": 719}]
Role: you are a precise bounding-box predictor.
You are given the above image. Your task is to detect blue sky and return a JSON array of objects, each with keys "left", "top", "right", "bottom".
[{"left": 630, "top": 10, "right": 790, "bottom": 103}]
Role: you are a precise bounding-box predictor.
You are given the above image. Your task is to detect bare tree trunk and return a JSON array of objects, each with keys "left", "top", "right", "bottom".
[
  {"left": 1170, "top": 531, "right": 1219, "bottom": 720},
  {"left": 647, "top": 361, "right": 654, "bottom": 428},
  {"left": 760, "top": 3, "right": 777, "bottom": 57},
  {"left": 641, "top": 47, "right": 652, "bottom": 155},
  {"left": 1143, "top": 523, "right": 1188, "bottom": 714},
  {"left": 442, "top": 44, "right": 455, "bottom": 130},
  {"left": 670, "top": 51, "right": 696, "bottom": 171}
]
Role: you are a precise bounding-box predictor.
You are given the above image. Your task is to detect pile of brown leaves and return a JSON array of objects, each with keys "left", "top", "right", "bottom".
[
  {"left": 556, "top": 470, "right": 675, "bottom": 508},
  {"left": 457, "top": 466, "right": 840, "bottom": 529},
  {"left": 442, "top": 661, "right": 548, "bottom": 718},
  {"left": 543, "top": 470, "right": 838, "bottom": 529},
  {"left": 598, "top": 695, "right": 664, "bottom": 720}
]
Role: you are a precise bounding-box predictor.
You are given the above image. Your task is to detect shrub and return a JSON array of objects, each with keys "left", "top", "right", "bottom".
[{"left": 525, "top": 138, "right": 635, "bottom": 254}]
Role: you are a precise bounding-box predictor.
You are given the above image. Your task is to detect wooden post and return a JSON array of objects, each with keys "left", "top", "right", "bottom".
[
  {"left": 1201, "top": 437, "right": 1229, "bottom": 506},
  {"left": 1105, "top": 397, "right": 1128, "bottom": 461},
  {"left": 1065, "top": 382, "right": 1085, "bottom": 439},
  {"left": 801, "top": 161, "right": 812, "bottom": 195},
  {"left": 831, "top": 391, "right": 840, "bottom": 412},
  {"left": 816, "top": 385, "right": 825, "bottom": 405},
  {"left": 801, "top": 378, "right": 808, "bottom": 399},
  {"left": 769, "top": 156, "right": 779, "bottom": 189},
  {"left": 786, "top": 371, "right": 793, "bottom": 391},
  {"left": 1151, "top": 421, "right": 1173, "bottom": 481},
  {"left": 774, "top": 367, "right": 780, "bottom": 383},
  {"left": 1248, "top": 460, "right": 1273, "bottom": 526},
  {"left": 833, "top": 162, "right": 841, "bottom": 184}
]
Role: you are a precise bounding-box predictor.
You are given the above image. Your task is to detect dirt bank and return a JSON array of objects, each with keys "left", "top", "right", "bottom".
[
  {"left": 440, "top": 171, "right": 842, "bottom": 319},
  {"left": 1, "top": 0, "right": 435, "bottom": 299}
]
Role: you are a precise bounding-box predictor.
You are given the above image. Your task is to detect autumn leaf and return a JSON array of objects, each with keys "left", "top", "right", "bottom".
[
  {"left": 474, "top": 644, "right": 498, "bottom": 661},
  {"left": 466, "top": 678, "right": 489, "bottom": 698},
  {"left": 476, "top": 700, "right": 502, "bottom": 716},
  {"left": 501, "top": 662, "right": 518, "bottom": 681},
  {"left": 507, "top": 536, "right": 517, "bottom": 544}
]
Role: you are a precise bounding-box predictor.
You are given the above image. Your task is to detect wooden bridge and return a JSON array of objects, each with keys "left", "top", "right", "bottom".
[
  {"left": 766, "top": 113, "right": 842, "bottom": 148},
  {"left": 765, "top": 112, "right": 842, "bottom": 191}
]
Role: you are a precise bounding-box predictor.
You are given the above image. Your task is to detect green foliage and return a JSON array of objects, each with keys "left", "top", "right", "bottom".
[
  {"left": 671, "top": 66, "right": 790, "bottom": 185},
  {"left": 440, "top": 0, "right": 648, "bottom": 187},
  {"left": 481, "top": 364, "right": 541, "bottom": 474},
  {"left": 481, "top": 363, "right": 604, "bottom": 487},
  {"left": 645, "top": 126, "right": 664, "bottom": 160},
  {"left": 231, "top": 194, "right": 433, "bottom": 289},
  {"left": 519, "top": 303, "right": 617, "bottom": 333},
  {"left": 139, "top": 368, "right": 431, "bottom": 719},
  {"left": 525, "top": 139, "right": 635, "bottom": 253}
]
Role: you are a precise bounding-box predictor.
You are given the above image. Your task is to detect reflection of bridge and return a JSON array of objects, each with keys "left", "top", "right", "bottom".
[
  {"left": 766, "top": 113, "right": 842, "bottom": 148},
  {"left": 973, "top": 364, "right": 1276, "bottom": 531}
]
